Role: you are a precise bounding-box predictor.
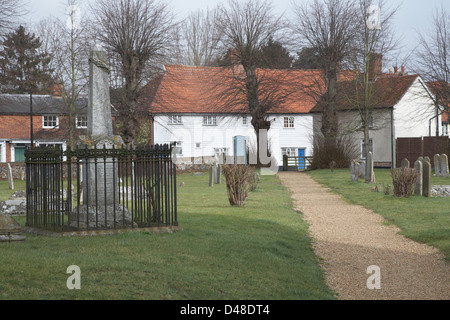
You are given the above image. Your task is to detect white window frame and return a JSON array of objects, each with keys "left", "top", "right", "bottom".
[
  {"left": 214, "top": 147, "right": 229, "bottom": 157},
  {"left": 442, "top": 123, "right": 449, "bottom": 136},
  {"left": 0, "top": 142, "right": 6, "bottom": 163},
  {"left": 283, "top": 116, "right": 295, "bottom": 128},
  {"left": 242, "top": 115, "right": 248, "bottom": 126},
  {"left": 43, "top": 115, "right": 59, "bottom": 129},
  {"left": 168, "top": 115, "right": 182, "bottom": 125},
  {"left": 76, "top": 115, "right": 88, "bottom": 129},
  {"left": 203, "top": 115, "right": 217, "bottom": 126},
  {"left": 281, "top": 147, "right": 297, "bottom": 157},
  {"left": 361, "top": 138, "right": 374, "bottom": 159}
]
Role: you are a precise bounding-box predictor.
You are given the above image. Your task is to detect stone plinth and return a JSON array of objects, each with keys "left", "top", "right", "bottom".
[{"left": 0, "top": 214, "right": 26, "bottom": 242}]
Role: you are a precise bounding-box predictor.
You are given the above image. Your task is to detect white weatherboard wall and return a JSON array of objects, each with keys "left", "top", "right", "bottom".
[
  {"left": 393, "top": 78, "right": 440, "bottom": 138},
  {"left": 153, "top": 114, "right": 314, "bottom": 166}
]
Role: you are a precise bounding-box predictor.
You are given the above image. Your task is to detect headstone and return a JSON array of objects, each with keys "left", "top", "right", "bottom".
[
  {"left": 414, "top": 160, "right": 423, "bottom": 196},
  {"left": 0, "top": 214, "right": 25, "bottom": 242},
  {"left": 401, "top": 158, "right": 410, "bottom": 169},
  {"left": 70, "top": 44, "right": 134, "bottom": 229},
  {"left": 358, "top": 160, "right": 366, "bottom": 180},
  {"left": 7, "top": 163, "right": 14, "bottom": 190},
  {"left": 424, "top": 156, "right": 430, "bottom": 163},
  {"left": 365, "top": 152, "right": 375, "bottom": 183},
  {"left": 209, "top": 166, "right": 214, "bottom": 187},
  {"left": 439, "top": 154, "right": 449, "bottom": 178},
  {"left": 434, "top": 154, "right": 441, "bottom": 176},
  {"left": 350, "top": 160, "right": 359, "bottom": 182},
  {"left": 214, "top": 164, "right": 221, "bottom": 184},
  {"left": 423, "top": 160, "right": 432, "bottom": 197}
]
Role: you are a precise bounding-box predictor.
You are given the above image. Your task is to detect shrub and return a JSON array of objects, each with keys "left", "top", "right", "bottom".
[
  {"left": 311, "top": 134, "right": 359, "bottom": 170},
  {"left": 391, "top": 168, "right": 418, "bottom": 198},
  {"left": 222, "top": 165, "right": 255, "bottom": 207}
]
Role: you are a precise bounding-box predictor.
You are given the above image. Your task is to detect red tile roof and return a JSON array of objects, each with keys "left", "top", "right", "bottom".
[
  {"left": 310, "top": 74, "right": 419, "bottom": 112},
  {"left": 139, "top": 64, "right": 344, "bottom": 115}
]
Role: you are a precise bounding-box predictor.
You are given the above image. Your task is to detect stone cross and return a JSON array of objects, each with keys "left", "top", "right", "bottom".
[{"left": 414, "top": 160, "right": 423, "bottom": 196}]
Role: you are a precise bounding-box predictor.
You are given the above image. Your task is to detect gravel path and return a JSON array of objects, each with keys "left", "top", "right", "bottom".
[{"left": 278, "top": 172, "right": 450, "bottom": 300}]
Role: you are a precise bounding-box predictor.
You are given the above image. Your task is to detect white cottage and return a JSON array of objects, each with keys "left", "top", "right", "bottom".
[{"left": 139, "top": 65, "right": 320, "bottom": 169}]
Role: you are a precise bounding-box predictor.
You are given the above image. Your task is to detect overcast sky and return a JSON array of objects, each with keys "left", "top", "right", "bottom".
[{"left": 25, "top": 0, "right": 450, "bottom": 70}]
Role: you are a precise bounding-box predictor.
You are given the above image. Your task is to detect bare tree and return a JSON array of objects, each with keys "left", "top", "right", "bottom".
[
  {"left": 172, "top": 8, "right": 223, "bottom": 66},
  {"left": 416, "top": 5, "right": 450, "bottom": 116},
  {"left": 292, "top": 0, "right": 359, "bottom": 147},
  {"left": 35, "top": 0, "right": 92, "bottom": 150},
  {"left": 90, "top": 0, "right": 175, "bottom": 146},
  {"left": 215, "top": 0, "right": 288, "bottom": 166},
  {"left": 0, "top": 0, "right": 26, "bottom": 36}
]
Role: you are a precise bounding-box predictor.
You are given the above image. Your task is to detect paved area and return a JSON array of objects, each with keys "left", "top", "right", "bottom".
[{"left": 278, "top": 172, "right": 450, "bottom": 300}]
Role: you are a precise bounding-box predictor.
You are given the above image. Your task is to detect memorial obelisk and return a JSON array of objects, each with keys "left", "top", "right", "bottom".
[{"left": 70, "top": 44, "right": 134, "bottom": 229}]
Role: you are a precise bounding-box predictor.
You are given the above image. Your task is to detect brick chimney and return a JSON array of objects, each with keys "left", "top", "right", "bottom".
[
  {"left": 368, "top": 53, "right": 382, "bottom": 81},
  {"left": 49, "top": 83, "right": 62, "bottom": 97}
]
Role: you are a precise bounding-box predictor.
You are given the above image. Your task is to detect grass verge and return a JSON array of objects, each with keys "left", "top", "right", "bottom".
[{"left": 0, "top": 173, "right": 336, "bottom": 300}]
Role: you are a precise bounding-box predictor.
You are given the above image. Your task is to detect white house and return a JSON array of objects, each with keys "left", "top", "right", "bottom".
[
  {"left": 311, "top": 72, "right": 442, "bottom": 168},
  {"left": 139, "top": 65, "right": 319, "bottom": 169}
]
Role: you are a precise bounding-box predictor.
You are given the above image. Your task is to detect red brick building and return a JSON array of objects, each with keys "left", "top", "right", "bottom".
[{"left": 0, "top": 94, "right": 117, "bottom": 163}]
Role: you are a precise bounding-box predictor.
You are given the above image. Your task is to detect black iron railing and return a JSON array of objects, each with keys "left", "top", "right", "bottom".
[{"left": 25, "top": 144, "right": 177, "bottom": 232}]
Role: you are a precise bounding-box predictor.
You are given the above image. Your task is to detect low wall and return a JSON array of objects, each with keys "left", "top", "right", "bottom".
[{"left": 0, "top": 163, "right": 26, "bottom": 180}]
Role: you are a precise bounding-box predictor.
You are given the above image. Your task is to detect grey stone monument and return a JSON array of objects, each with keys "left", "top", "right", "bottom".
[
  {"left": 7, "top": 163, "right": 14, "bottom": 190},
  {"left": 439, "top": 154, "right": 449, "bottom": 177},
  {"left": 414, "top": 160, "right": 423, "bottom": 196},
  {"left": 350, "top": 160, "right": 359, "bottom": 182},
  {"left": 0, "top": 214, "right": 25, "bottom": 242},
  {"left": 434, "top": 154, "right": 441, "bottom": 176},
  {"left": 70, "top": 44, "right": 134, "bottom": 229},
  {"left": 358, "top": 160, "right": 366, "bottom": 180},
  {"left": 423, "top": 160, "right": 432, "bottom": 198},
  {"left": 401, "top": 158, "right": 410, "bottom": 169}
]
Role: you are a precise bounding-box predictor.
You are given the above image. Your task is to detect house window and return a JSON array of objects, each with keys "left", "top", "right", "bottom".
[
  {"left": 443, "top": 123, "right": 449, "bottom": 136},
  {"left": 281, "top": 148, "right": 297, "bottom": 157},
  {"left": 203, "top": 115, "right": 217, "bottom": 126},
  {"left": 242, "top": 115, "right": 247, "bottom": 125},
  {"left": 76, "top": 115, "right": 88, "bottom": 128},
  {"left": 361, "top": 139, "right": 374, "bottom": 159},
  {"left": 43, "top": 115, "right": 59, "bottom": 129},
  {"left": 283, "top": 117, "right": 294, "bottom": 128},
  {"left": 168, "top": 115, "right": 182, "bottom": 125}
]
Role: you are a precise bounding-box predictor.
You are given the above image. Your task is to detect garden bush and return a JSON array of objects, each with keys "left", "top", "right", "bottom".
[
  {"left": 391, "top": 167, "right": 418, "bottom": 197},
  {"left": 222, "top": 165, "right": 255, "bottom": 207}
]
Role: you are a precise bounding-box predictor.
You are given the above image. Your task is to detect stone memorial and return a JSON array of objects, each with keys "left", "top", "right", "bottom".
[
  {"left": 439, "top": 154, "right": 449, "bottom": 178},
  {"left": 350, "top": 160, "right": 359, "bottom": 182},
  {"left": 0, "top": 214, "right": 25, "bottom": 242},
  {"left": 423, "top": 160, "right": 432, "bottom": 197},
  {"left": 401, "top": 158, "right": 410, "bottom": 169},
  {"left": 69, "top": 44, "right": 134, "bottom": 229},
  {"left": 358, "top": 160, "right": 366, "bottom": 180},
  {"left": 434, "top": 154, "right": 441, "bottom": 176},
  {"left": 7, "top": 163, "right": 14, "bottom": 190},
  {"left": 414, "top": 160, "right": 423, "bottom": 196}
]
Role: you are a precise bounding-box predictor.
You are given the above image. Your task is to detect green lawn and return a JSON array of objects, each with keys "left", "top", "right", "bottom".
[
  {"left": 308, "top": 168, "right": 450, "bottom": 262},
  {"left": 0, "top": 174, "right": 336, "bottom": 300}
]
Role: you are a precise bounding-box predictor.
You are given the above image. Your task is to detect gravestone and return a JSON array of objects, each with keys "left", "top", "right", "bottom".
[
  {"left": 7, "top": 163, "right": 14, "bottom": 190},
  {"left": 358, "top": 160, "right": 366, "bottom": 180},
  {"left": 0, "top": 214, "right": 25, "bottom": 242},
  {"left": 414, "top": 160, "right": 423, "bottom": 196},
  {"left": 434, "top": 154, "right": 441, "bottom": 176},
  {"left": 423, "top": 160, "right": 432, "bottom": 197},
  {"left": 70, "top": 44, "right": 134, "bottom": 229},
  {"left": 209, "top": 166, "right": 214, "bottom": 187},
  {"left": 350, "top": 160, "right": 359, "bottom": 182},
  {"left": 401, "top": 158, "right": 410, "bottom": 169},
  {"left": 439, "top": 154, "right": 449, "bottom": 178},
  {"left": 365, "top": 152, "right": 375, "bottom": 183}
]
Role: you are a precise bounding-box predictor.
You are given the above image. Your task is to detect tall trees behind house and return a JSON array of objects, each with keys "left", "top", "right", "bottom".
[
  {"left": 35, "top": 0, "right": 92, "bottom": 150},
  {"left": 416, "top": 5, "right": 450, "bottom": 116},
  {"left": 0, "top": 0, "right": 26, "bottom": 36},
  {"left": 90, "top": 0, "right": 175, "bottom": 146},
  {"left": 0, "top": 25, "right": 53, "bottom": 94},
  {"left": 216, "top": 0, "right": 288, "bottom": 166},
  {"left": 171, "top": 8, "right": 223, "bottom": 67}
]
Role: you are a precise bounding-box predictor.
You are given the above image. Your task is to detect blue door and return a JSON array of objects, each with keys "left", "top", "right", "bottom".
[
  {"left": 233, "top": 136, "right": 247, "bottom": 164},
  {"left": 298, "top": 149, "right": 305, "bottom": 170}
]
